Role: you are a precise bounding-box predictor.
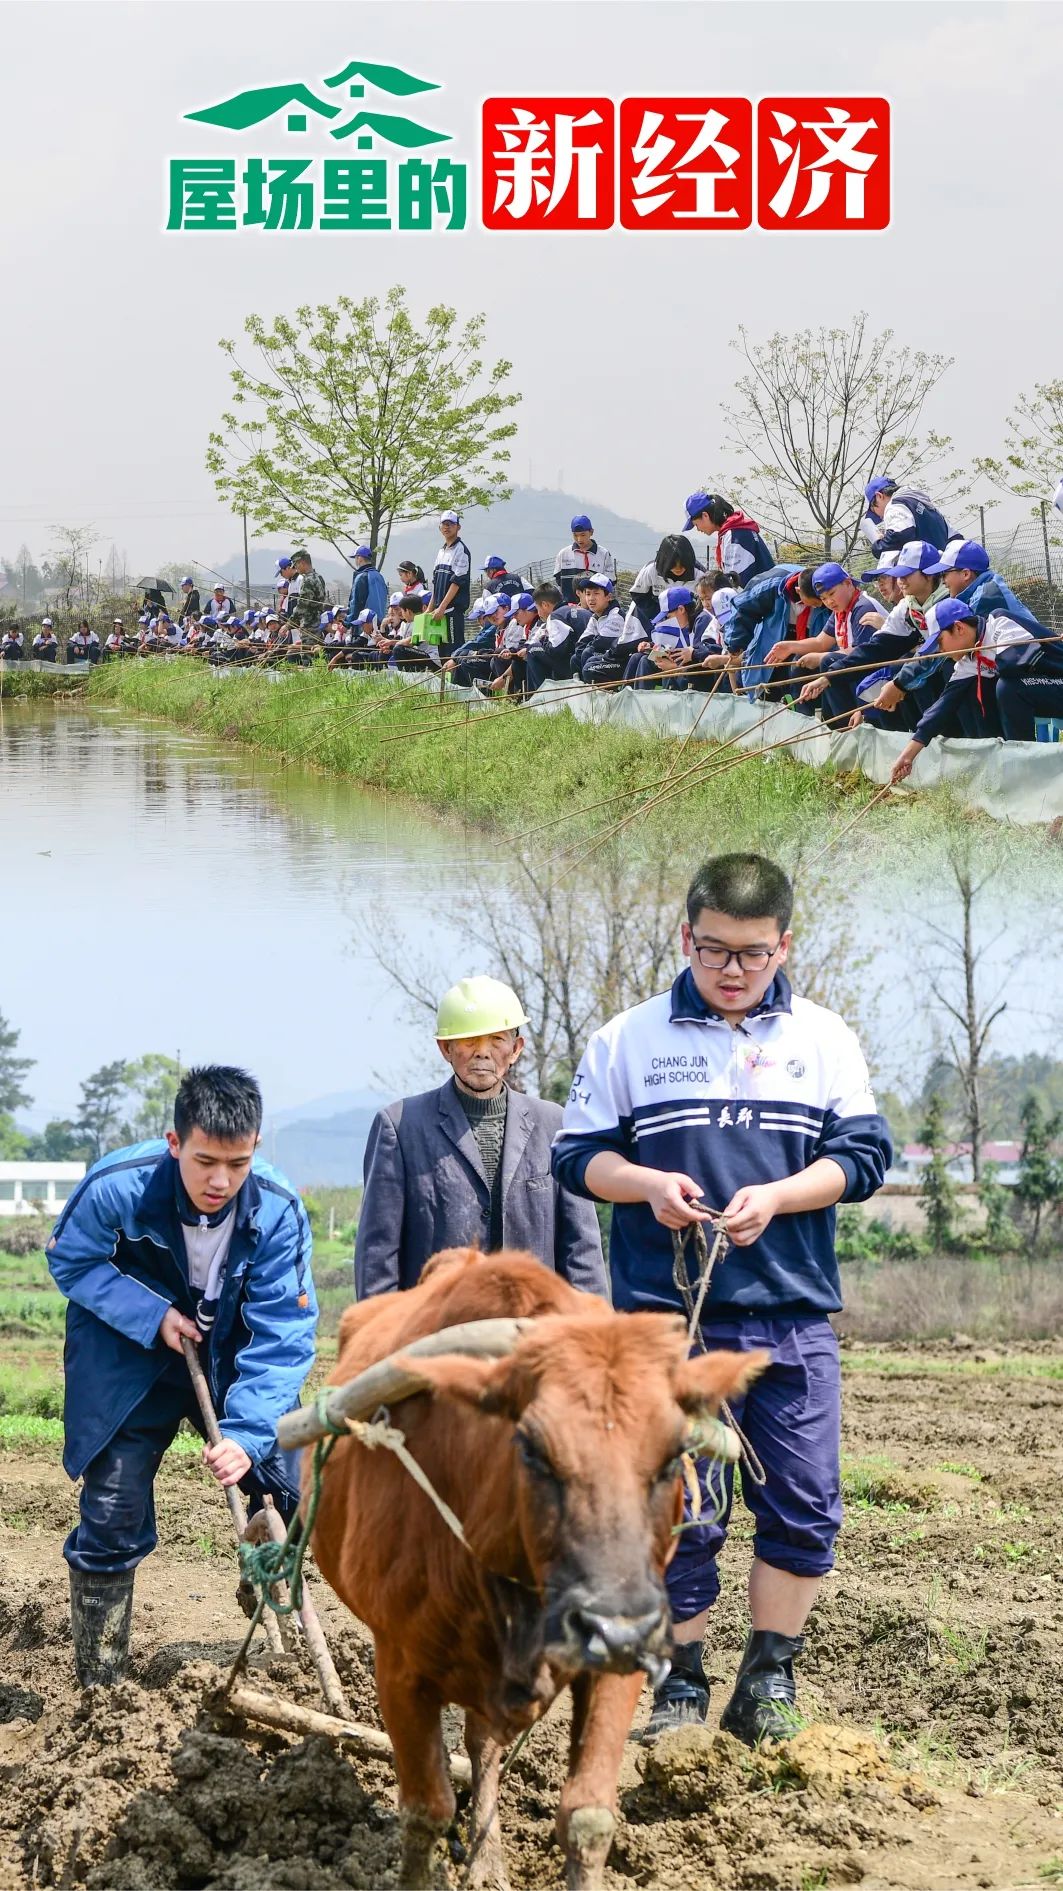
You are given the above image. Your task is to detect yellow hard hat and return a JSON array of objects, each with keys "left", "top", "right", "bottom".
[{"left": 435, "top": 976, "right": 528, "bottom": 1040}]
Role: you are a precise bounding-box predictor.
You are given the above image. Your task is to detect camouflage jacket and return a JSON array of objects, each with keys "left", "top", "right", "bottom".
[{"left": 291, "top": 569, "right": 327, "bottom": 633}]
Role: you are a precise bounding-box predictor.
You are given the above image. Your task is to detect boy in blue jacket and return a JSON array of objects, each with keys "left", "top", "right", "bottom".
[
  {"left": 553, "top": 854, "right": 891, "bottom": 1744},
  {"left": 48, "top": 1065, "right": 316, "bottom": 1687}
]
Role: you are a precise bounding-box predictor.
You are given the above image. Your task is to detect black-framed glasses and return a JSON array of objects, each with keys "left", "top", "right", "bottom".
[{"left": 691, "top": 941, "right": 780, "bottom": 972}]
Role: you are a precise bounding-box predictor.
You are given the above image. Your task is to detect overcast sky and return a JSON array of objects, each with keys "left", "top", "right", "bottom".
[{"left": 2, "top": 0, "right": 1059, "bottom": 575}]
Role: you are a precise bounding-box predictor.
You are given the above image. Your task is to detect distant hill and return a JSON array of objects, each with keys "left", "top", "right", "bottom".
[
  {"left": 265, "top": 1104, "right": 379, "bottom": 1188},
  {"left": 213, "top": 485, "right": 667, "bottom": 594}
]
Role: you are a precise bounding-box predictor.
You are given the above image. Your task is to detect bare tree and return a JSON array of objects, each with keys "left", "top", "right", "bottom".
[
  {"left": 355, "top": 850, "right": 885, "bottom": 1103},
  {"left": 43, "top": 523, "right": 97, "bottom": 614},
  {"left": 717, "top": 314, "right": 968, "bottom": 558},
  {"left": 917, "top": 846, "right": 1011, "bottom": 1184}
]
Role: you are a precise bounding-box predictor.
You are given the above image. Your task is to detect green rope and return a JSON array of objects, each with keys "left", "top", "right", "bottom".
[{"left": 237, "top": 1392, "right": 344, "bottom": 1618}]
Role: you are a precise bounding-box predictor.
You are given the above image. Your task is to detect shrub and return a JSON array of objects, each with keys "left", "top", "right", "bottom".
[{"left": 0, "top": 1219, "right": 50, "bottom": 1257}]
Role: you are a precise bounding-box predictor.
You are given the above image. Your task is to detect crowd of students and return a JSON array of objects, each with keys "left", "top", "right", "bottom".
[{"left": 4, "top": 482, "right": 1062, "bottom": 759}]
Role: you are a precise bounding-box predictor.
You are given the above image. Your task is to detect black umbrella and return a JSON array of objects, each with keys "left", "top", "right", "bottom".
[{"left": 137, "top": 575, "right": 175, "bottom": 595}]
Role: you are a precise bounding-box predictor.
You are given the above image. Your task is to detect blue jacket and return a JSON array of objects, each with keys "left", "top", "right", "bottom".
[
  {"left": 346, "top": 565, "right": 389, "bottom": 626},
  {"left": 47, "top": 1142, "right": 317, "bottom": 1493},
  {"left": 723, "top": 565, "right": 831, "bottom": 692},
  {"left": 552, "top": 970, "right": 891, "bottom": 1319}
]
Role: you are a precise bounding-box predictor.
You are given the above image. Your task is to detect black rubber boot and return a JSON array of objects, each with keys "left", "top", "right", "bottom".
[
  {"left": 641, "top": 1641, "right": 710, "bottom": 1744},
  {"left": 69, "top": 1568, "right": 134, "bottom": 1688},
  {"left": 719, "top": 1629, "right": 804, "bottom": 1746}
]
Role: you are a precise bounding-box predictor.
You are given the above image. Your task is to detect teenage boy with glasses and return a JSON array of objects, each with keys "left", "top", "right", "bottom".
[{"left": 553, "top": 853, "right": 891, "bottom": 1744}]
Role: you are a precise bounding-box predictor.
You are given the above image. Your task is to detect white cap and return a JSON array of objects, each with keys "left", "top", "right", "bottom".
[
  {"left": 584, "top": 572, "right": 613, "bottom": 589},
  {"left": 41, "top": 618, "right": 53, "bottom": 627},
  {"left": 440, "top": 509, "right": 461, "bottom": 525},
  {"left": 389, "top": 590, "right": 405, "bottom": 606}
]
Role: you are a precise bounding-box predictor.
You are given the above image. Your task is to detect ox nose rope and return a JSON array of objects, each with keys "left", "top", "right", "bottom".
[{"left": 672, "top": 1220, "right": 768, "bottom": 1492}]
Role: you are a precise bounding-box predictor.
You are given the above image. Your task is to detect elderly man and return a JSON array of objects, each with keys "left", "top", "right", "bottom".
[{"left": 355, "top": 976, "right": 607, "bottom": 1300}]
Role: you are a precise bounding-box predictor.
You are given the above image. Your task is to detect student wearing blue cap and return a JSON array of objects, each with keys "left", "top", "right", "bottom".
[
  {"left": 630, "top": 586, "right": 701, "bottom": 690},
  {"left": 553, "top": 515, "right": 617, "bottom": 604},
  {"left": 344, "top": 546, "right": 388, "bottom": 628},
  {"left": 480, "top": 554, "right": 524, "bottom": 601},
  {"left": 860, "top": 477, "right": 951, "bottom": 556},
  {"left": 444, "top": 596, "right": 498, "bottom": 689},
  {"left": 792, "top": 566, "right": 886, "bottom": 719},
  {"left": 683, "top": 493, "right": 774, "bottom": 588},
  {"left": 888, "top": 598, "right": 1044, "bottom": 780},
  {"left": 487, "top": 591, "right": 538, "bottom": 696},
  {"left": 178, "top": 577, "right": 201, "bottom": 623},
  {"left": 851, "top": 542, "right": 948, "bottom": 730},
  {"left": 800, "top": 562, "right": 930, "bottom": 724}
]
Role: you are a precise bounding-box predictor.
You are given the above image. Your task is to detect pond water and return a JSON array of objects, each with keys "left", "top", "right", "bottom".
[{"left": 1, "top": 702, "right": 506, "bottom": 1148}]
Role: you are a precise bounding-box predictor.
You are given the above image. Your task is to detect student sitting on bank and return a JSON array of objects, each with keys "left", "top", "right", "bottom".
[
  {"left": 2, "top": 625, "right": 24, "bottom": 662},
  {"left": 47, "top": 1065, "right": 316, "bottom": 1690},
  {"left": 33, "top": 619, "right": 59, "bottom": 662}
]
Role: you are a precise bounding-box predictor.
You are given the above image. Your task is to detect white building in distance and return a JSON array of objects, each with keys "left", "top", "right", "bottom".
[{"left": 0, "top": 1161, "right": 85, "bottom": 1217}]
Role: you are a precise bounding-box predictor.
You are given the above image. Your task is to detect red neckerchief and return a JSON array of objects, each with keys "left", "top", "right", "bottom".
[
  {"left": 834, "top": 587, "right": 863, "bottom": 651},
  {"left": 794, "top": 605, "right": 811, "bottom": 641},
  {"left": 714, "top": 511, "right": 760, "bottom": 568},
  {"left": 973, "top": 629, "right": 996, "bottom": 708}
]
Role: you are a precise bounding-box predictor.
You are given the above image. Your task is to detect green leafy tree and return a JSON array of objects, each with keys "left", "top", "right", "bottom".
[
  {"left": 1015, "top": 1095, "right": 1063, "bottom": 1252},
  {"left": 206, "top": 287, "right": 521, "bottom": 567},
  {"left": 75, "top": 1059, "right": 131, "bottom": 1162},
  {"left": 976, "top": 1162, "right": 1015, "bottom": 1249},
  {"left": 0, "top": 1012, "right": 33, "bottom": 1117},
  {"left": 718, "top": 313, "right": 968, "bottom": 558},
  {"left": 919, "top": 1092, "right": 962, "bottom": 1253},
  {"left": 0, "top": 1112, "right": 28, "bottom": 1159},
  {"left": 121, "top": 1055, "right": 181, "bottom": 1142},
  {"left": 974, "top": 379, "right": 1063, "bottom": 508},
  {"left": 24, "top": 1119, "right": 87, "bottom": 1162}
]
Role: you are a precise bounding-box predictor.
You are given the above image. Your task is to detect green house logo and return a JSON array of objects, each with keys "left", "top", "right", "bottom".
[
  {"left": 167, "top": 60, "right": 465, "bottom": 233},
  {"left": 184, "top": 61, "right": 450, "bottom": 149}
]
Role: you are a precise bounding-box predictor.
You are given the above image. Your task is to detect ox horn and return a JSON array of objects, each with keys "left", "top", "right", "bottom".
[{"left": 276, "top": 1317, "right": 534, "bottom": 1452}]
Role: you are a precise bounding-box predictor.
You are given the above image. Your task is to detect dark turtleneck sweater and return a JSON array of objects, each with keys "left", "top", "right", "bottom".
[{"left": 454, "top": 1080, "right": 508, "bottom": 1249}]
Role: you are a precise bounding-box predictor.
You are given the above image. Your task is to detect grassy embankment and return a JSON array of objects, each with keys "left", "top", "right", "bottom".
[{"left": 74, "top": 660, "right": 918, "bottom": 851}]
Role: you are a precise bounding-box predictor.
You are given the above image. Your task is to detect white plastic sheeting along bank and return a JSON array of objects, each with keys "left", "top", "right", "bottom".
[{"left": 421, "top": 675, "right": 1063, "bottom": 826}]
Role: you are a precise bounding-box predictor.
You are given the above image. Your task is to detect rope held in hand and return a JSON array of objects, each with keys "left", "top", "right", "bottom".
[{"left": 671, "top": 1220, "right": 768, "bottom": 1492}]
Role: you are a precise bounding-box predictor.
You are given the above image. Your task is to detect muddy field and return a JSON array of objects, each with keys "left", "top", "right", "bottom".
[{"left": 2, "top": 1346, "right": 1063, "bottom": 1891}]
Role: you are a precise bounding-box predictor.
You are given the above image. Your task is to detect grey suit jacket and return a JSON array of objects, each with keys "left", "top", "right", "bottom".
[{"left": 354, "top": 1079, "right": 607, "bottom": 1301}]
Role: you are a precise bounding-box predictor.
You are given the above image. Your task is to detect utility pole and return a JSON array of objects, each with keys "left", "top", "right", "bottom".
[{"left": 242, "top": 509, "right": 252, "bottom": 609}]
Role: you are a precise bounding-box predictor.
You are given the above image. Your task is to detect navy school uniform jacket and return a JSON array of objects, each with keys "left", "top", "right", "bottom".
[
  {"left": 47, "top": 1141, "right": 317, "bottom": 1495},
  {"left": 895, "top": 570, "right": 1041, "bottom": 698},
  {"left": 872, "top": 490, "right": 951, "bottom": 555},
  {"left": 552, "top": 969, "right": 891, "bottom": 1319},
  {"left": 717, "top": 521, "right": 775, "bottom": 587}
]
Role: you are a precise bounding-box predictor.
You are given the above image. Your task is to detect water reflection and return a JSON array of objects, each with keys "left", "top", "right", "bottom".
[{"left": 2, "top": 704, "right": 505, "bottom": 1122}]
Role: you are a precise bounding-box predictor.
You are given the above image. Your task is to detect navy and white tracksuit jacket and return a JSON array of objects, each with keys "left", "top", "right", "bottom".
[
  {"left": 860, "top": 488, "right": 951, "bottom": 555},
  {"left": 553, "top": 540, "right": 617, "bottom": 603},
  {"left": 552, "top": 970, "right": 891, "bottom": 1612},
  {"left": 552, "top": 969, "right": 890, "bottom": 1319}
]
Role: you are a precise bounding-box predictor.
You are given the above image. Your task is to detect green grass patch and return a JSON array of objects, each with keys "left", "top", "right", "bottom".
[
  {"left": 843, "top": 1351, "right": 1063, "bottom": 1383},
  {"left": 0, "top": 1361, "right": 64, "bottom": 1419},
  {"left": 0, "top": 668, "right": 88, "bottom": 699},
  {"left": 84, "top": 661, "right": 923, "bottom": 853}
]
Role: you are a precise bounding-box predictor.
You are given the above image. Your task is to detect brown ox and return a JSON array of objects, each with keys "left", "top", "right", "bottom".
[{"left": 309, "top": 1249, "right": 767, "bottom": 1891}]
